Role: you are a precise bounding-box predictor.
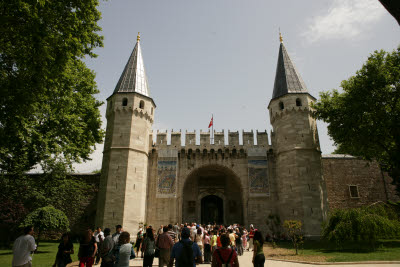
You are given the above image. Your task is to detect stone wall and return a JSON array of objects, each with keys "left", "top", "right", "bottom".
[
  {"left": 322, "top": 155, "right": 399, "bottom": 211},
  {"left": 145, "top": 132, "right": 274, "bottom": 234}
]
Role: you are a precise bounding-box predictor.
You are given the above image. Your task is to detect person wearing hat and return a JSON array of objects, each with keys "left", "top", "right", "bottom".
[{"left": 170, "top": 227, "right": 201, "bottom": 267}]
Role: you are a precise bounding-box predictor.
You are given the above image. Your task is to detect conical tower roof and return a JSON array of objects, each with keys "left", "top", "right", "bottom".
[
  {"left": 272, "top": 35, "right": 308, "bottom": 99},
  {"left": 114, "top": 33, "right": 150, "bottom": 97}
]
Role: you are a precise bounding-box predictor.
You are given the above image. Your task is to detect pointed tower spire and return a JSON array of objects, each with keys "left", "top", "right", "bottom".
[
  {"left": 272, "top": 36, "right": 308, "bottom": 99},
  {"left": 113, "top": 32, "right": 150, "bottom": 97}
]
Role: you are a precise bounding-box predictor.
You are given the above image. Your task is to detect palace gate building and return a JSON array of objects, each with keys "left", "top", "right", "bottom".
[{"left": 95, "top": 34, "right": 398, "bottom": 237}]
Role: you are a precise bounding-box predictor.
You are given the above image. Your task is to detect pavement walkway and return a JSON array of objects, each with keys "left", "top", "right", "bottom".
[{"left": 118, "top": 250, "right": 400, "bottom": 267}]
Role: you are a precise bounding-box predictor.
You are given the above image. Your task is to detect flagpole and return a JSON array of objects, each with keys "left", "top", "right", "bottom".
[{"left": 212, "top": 113, "right": 214, "bottom": 144}]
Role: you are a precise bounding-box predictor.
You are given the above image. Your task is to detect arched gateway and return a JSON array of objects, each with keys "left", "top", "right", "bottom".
[{"left": 182, "top": 165, "right": 244, "bottom": 225}]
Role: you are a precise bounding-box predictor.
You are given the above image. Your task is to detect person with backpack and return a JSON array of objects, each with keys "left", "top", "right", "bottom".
[
  {"left": 169, "top": 227, "right": 201, "bottom": 267},
  {"left": 211, "top": 234, "right": 239, "bottom": 267}
]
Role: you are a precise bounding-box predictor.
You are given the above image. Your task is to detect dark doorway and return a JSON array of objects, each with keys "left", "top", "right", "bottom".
[{"left": 201, "top": 195, "right": 223, "bottom": 224}]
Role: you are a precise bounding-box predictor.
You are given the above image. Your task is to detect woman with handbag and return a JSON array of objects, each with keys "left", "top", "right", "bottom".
[
  {"left": 142, "top": 228, "right": 156, "bottom": 267},
  {"left": 52, "top": 233, "right": 74, "bottom": 267}
]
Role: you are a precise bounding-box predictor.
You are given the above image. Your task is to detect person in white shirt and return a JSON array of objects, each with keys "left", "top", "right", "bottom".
[
  {"left": 94, "top": 227, "right": 104, "bottom": 243},
  {"left": 94, "top": 227, "right": 104, "bottom": 265},
  {"left": 12, "top": 226, "right": 37, "bottom": 267},
  {"left": 112, "top": 225, "right": 123, "bottom": 244}
]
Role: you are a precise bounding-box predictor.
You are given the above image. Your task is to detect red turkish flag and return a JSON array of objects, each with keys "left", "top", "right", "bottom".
[{"left": 208, "top": 116, "right": 213, "bottom": 128}]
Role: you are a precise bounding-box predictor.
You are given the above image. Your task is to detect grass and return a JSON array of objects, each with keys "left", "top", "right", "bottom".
[
  {"left": 264, "top": 240, "right": 400, "bottom": 262},
  {"left": 0, "top": 241, "right": 80, "bottom": 267}
]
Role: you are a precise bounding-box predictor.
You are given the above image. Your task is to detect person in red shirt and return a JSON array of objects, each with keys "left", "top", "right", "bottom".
[
  {"left": 216, "top": 230, "right": 223, "bottom": 248},
  {"left": 248, "top": 225, "right": 257, "bottom": 251},
  {"left": 211, "top": 234, "right": 239, "bottom": 267}
]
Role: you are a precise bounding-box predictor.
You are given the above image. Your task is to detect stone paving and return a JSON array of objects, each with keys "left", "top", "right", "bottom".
[{"left": 92, "top": 250, "right": 400, "bottom": 267}]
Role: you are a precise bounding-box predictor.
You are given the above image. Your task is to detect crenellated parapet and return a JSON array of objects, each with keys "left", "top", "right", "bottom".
[
  {"left": 256, "top": 130, "right": 269, "bottom": 146},
  {"left": 150, "top": 129, "right": 270, "bottom": 154},
  {"left": 228, "top": 130, "right": 239, "bottom": 147},
  {"left": 185, "top": 131, "right": 196, "bottom": 146},
  {"left": 155, "top": 130, "right": 167, "bottom": 147},
  {"left": 269, "top": 105, "right": 312, "bottom": 124},
  {"left": 171, "top": 130, "right": 181, "bottom": 147}
]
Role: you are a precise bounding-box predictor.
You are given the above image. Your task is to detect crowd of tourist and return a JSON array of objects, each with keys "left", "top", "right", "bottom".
[{"left": 12, "top": 223, "right": 266, "bottom": 267}]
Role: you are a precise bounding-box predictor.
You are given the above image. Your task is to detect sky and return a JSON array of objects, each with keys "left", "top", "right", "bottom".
[{"left": 74, "top": 0, "right": 400, "bottom": 173}]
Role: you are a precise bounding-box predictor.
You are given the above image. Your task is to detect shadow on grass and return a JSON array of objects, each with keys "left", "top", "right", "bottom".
[
  {"left": 34, "top": 250, "right": 52, "bottom": 254},
  {"left": 0, "top": 252, "right": 13, "bottom": 256}
]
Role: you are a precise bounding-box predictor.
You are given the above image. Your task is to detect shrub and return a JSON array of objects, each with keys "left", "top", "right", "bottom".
[
  {"left": 283, "top": 220, "right": 303, "bottom": 255},
  {"left": 322, "top": 203, "right": 400, "bottom": 249}
]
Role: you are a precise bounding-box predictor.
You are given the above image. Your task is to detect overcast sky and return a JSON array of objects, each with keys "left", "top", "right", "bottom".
[{"left": 74, "top": 0, "right": 400, "bottom": 172}]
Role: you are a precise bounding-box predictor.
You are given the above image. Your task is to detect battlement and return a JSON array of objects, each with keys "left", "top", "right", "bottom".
[
  {"left": 150, "top": 129, "right": 270, "bottom": 150},
  {"left": 269, "top": 106, "right": 311, "bottom": 124}
]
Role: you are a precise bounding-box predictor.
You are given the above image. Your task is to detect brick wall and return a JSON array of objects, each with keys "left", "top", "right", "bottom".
[{"left": 322, "top": 155, "right": 399, "bottom": 211}]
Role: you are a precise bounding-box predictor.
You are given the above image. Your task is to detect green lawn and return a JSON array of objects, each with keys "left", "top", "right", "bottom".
[
  {"left": 0, "top": 242, "right": 80, "bottom": 267},
  {"left": 276, "top": 240, "right": 400, "bottom": 262}
]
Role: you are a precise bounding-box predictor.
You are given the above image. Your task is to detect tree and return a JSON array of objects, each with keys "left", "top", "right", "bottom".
[
  {"left": 21, "top": 206, "right": 70, "bottom": 248},
  {"left": 312, "top": 47, "right": 400, "bottom": 193},
  {"left": 0, "top": 198, "right": 28, "bottom": 247},
  {"left": 0, "top": 161, "right": 96, "bottom": 245},
  {"left": 378, "top": 0, "right": 400, "bottom": 25},
  {"left": 283, "top": 220, "right": 303, "bottom": 255},
  {"left": 0, "top": 0, "right": 104, "bottom": 175}
]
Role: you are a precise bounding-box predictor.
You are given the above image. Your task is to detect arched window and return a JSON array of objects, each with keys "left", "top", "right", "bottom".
[
  {"left": 122, "top": 98, "right": 128, "bottom": 106},
  {"left": 139, "top": 100, "right": 145, "bottom": 109},
  {"left": 279, "top": 102, "right": 284, "bottom": 110},
  {"left": 296, "top": 98, "right": 302, "bottom": 107}
]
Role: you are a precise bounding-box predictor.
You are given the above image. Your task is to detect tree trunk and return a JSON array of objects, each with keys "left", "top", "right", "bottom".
[{"left": 36, "top": 228, "right": 41, "bottom": 250}]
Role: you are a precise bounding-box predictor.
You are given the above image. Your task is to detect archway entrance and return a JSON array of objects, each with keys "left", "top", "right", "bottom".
[
  {"left": 182, "top": 164, "right": 243, "bottom": 225},
  {"left": 201, "top": 195, "right": 223, "bottom": 224}
]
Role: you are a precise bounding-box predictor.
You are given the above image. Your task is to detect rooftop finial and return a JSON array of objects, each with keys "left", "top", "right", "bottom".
[
  {"left": 279, "top": 31, "right": 283, "bottom": 43},
  {"left": 137, "top": 32, "right": 140, "bottom": 42}
]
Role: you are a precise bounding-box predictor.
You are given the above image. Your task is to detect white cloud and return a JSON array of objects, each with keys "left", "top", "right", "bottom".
[{"left": 303, "top": 0, "right": 386, "bottom": 43}]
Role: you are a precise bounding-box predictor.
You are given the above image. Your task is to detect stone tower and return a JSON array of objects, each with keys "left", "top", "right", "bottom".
[
  {"left": 268, "top": 34, "right": 327, "bottom": 237},
  {"left": 96, "top": 33, "right": 156, "bottom": 233}
]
